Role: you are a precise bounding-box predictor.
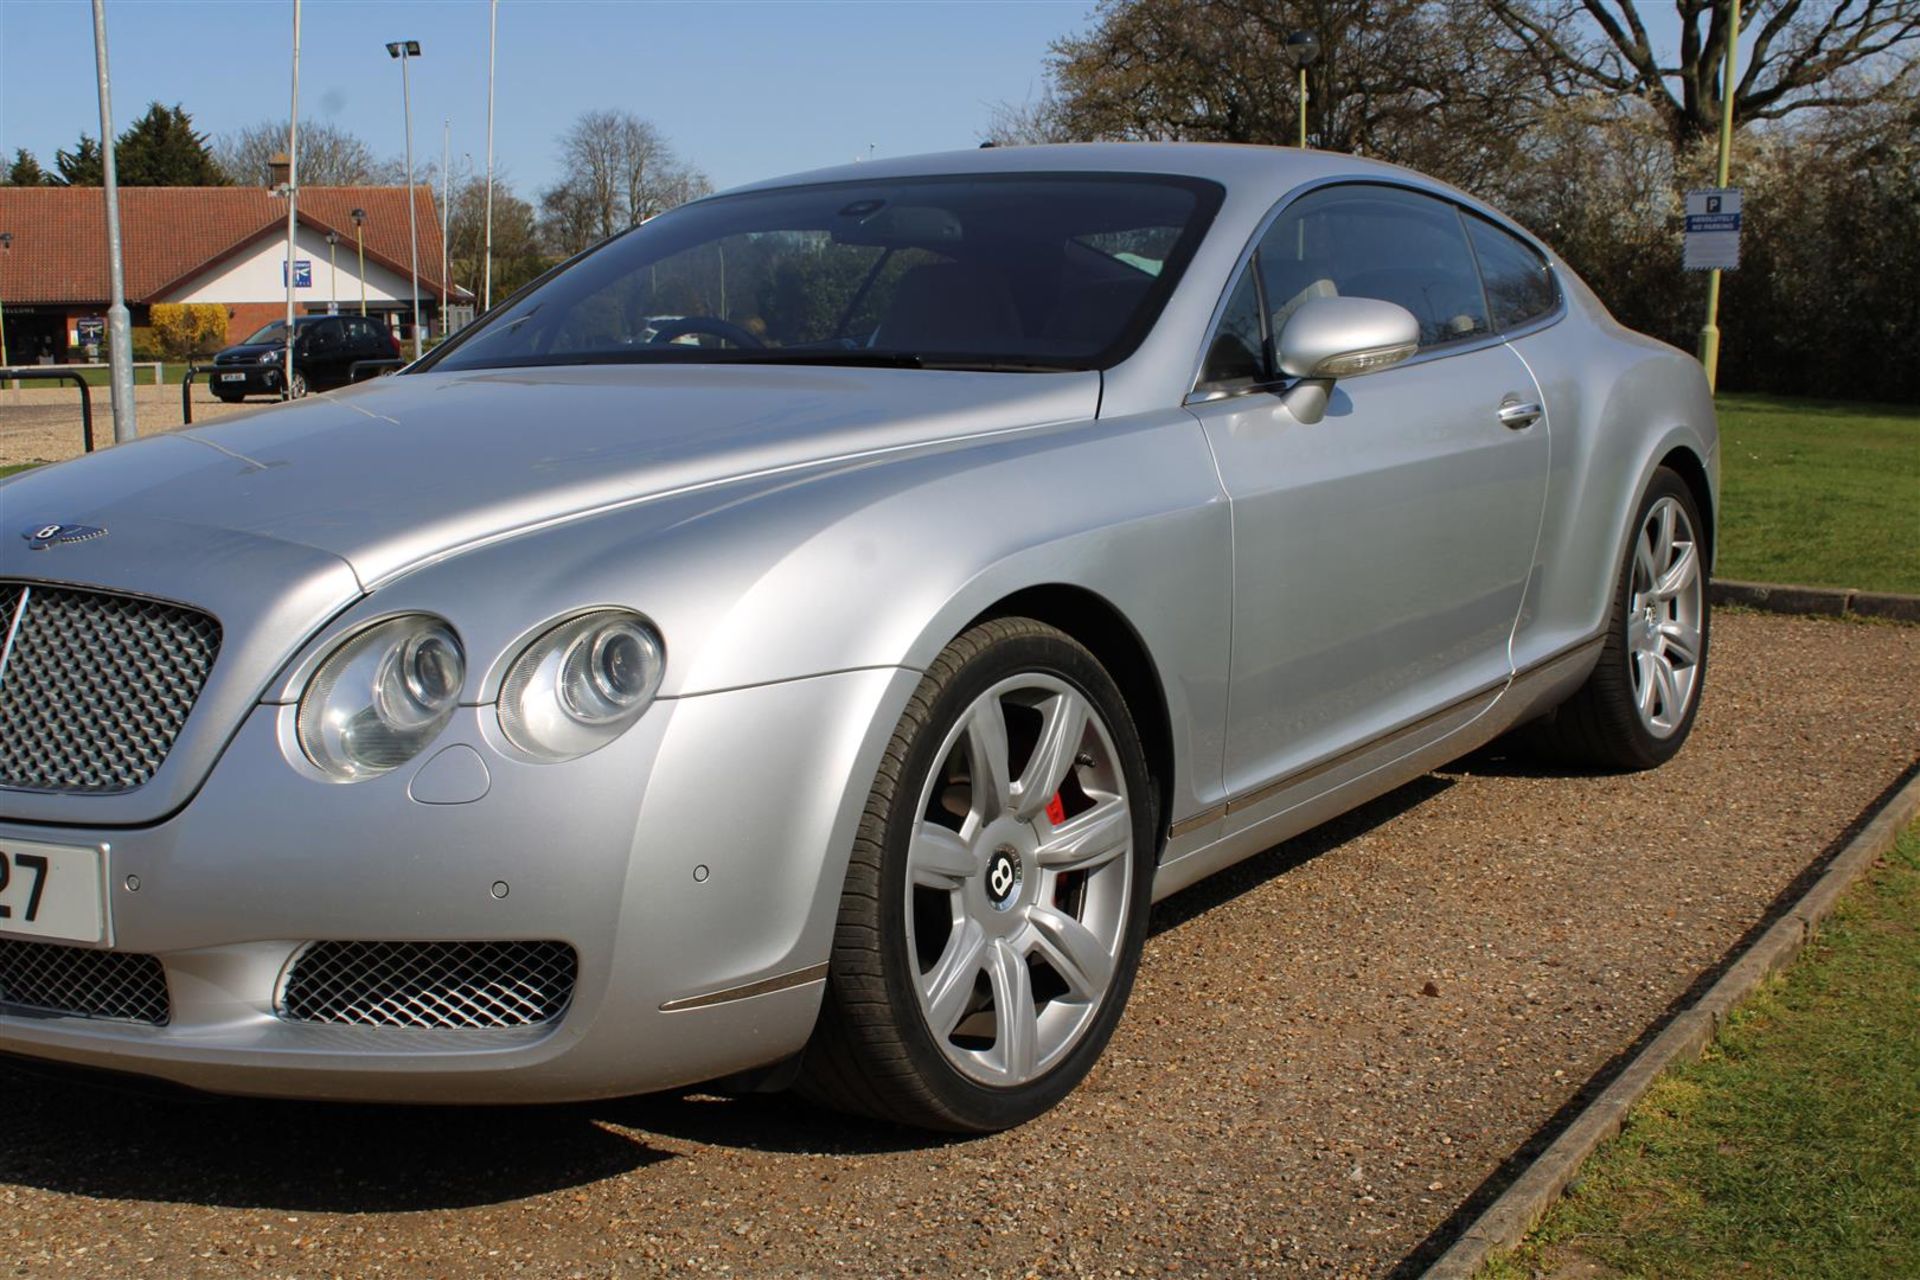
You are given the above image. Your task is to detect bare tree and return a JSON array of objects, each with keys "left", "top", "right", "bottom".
[
  {"left": 1484, "top": 0, "right": 1920, "bottom": 150},
  {"left": 215, "top": 119, "right": 402, "bottom": 187},
  {"left": 1034, "top": 0, "right": 1545, "bottom": 190},
  {"left": 539, "top": 110, "right": 710, "bottom": 255}
]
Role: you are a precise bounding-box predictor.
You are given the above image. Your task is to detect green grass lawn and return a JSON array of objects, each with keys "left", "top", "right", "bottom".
[
  {"left": 1482, "top": 822, "right": 1920, "bottom": 1279},
  {"left": 1715, "top": 393, "right": 1920, "bottom": 594}
]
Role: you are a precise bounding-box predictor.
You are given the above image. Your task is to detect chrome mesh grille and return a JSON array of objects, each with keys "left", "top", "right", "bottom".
[
  {"left": 0, "top": 583, "right": 222, "bottom": 793},
  {"left": 0, "top": 939, "right": 171, "bottom": 1025},
  {"left": 279, "top": 941, "right": 579, "bottom": 1029}
]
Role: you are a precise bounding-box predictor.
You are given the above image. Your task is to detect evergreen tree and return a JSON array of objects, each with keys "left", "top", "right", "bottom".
[
  {"left": 5, "top": 149, "right": 51, "bottom": 186},
  {"left": 53, "top": 135, "right": 104, "bottom": 186},
  {"left": 116, "top": 102, "right": 228, "bottom": 186}
]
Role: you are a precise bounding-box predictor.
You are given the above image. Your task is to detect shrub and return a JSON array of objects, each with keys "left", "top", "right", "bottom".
[{"left": 149, "top": 303, "right": 228, "bottom": 360}]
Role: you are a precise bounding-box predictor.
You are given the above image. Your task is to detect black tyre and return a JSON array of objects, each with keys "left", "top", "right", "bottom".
[
  {"left": 1531, "top": 466, "right": 1710, "bottom": 770},
  {"left": 797, "top": 617, "right": 1157, "bottom": 1132}
]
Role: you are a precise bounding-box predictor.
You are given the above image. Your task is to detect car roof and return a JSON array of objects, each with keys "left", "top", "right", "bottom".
[{"left": 721, "top": 141, "right": 1451, "bottom": 207}]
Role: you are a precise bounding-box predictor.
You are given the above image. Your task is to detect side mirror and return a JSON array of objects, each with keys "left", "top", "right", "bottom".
[
  {"left": 1276, "top": 296, "right": 1420, "bottom": 380},
  {"left": 1272, "top": 295, "right": 1420, "bottom": 424}
]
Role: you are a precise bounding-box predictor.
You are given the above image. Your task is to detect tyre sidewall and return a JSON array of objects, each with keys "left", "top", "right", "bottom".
[
  {"left": 875, "top": 626, "right": 1156, "bottom": 1130},
  {"left": 1596, "top": 467, "right": 1711, "bottom": 767}
]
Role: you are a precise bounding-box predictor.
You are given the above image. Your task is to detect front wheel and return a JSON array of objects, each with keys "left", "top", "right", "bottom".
[
  {"left": 797, "top": 618, "right": 1156, "bottom": 1131},
  {"left": 1533, "top": 466, "right": 1710, "bottom": 769}
]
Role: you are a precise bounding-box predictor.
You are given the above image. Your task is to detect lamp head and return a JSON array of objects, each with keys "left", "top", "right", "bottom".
[
  {"left": 350, "top": 207, "right": 366, "bottom": 226},
  {"left": 1284, "top": 30, "right": 1321, "bottom": 68},
  {"left": 386, "top": 40, "right": 419, "bottom": 58}
]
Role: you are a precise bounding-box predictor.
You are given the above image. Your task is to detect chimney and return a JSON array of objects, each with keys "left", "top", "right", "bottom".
[{"left": 268, "top": 152, "right": 291, "bottom": 190}]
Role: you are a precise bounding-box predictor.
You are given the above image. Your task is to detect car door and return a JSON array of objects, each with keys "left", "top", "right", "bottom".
[{"left": 1186, "top": 183, "right": 1549, "bottom": 800}]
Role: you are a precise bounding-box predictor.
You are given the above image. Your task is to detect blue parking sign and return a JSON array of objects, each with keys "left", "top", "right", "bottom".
[{"left": 283, "top": 259, "right": 313, "bottom": 288}]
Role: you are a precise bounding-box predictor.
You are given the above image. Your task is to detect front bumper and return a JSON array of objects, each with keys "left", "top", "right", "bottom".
[
  {"left": 208, "top": 364, "right": 281, "bottom": 395},
  {"left": 0, "top": 665, "right": 915, "bottom": 1103}
]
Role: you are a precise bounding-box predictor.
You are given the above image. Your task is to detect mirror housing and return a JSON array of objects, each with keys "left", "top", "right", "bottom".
[{"left": 1276, "top": 296, "right": 1420, "bottom": 380}]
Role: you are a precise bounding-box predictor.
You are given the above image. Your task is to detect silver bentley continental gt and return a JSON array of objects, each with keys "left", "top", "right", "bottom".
[{"left": 0, "top": 144, "right": 1715, "bottom": 1131}]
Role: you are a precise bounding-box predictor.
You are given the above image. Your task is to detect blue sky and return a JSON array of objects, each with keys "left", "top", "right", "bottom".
[{"left": 0, "top": 0, "right": 1088, "bottom": 196}]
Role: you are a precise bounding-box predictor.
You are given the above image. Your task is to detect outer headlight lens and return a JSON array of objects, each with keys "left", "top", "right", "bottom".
[
  {"left": 296, "top": 615, "right": 465, "bottom": 780},
  {"left": 256, "top": 349, "right": 283, "bottom": 364},
  {"left": 499, "top": 611, "right": 665, "bottom": 761}
]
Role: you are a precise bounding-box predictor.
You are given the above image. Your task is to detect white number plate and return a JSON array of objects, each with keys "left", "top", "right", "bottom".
[
  {"left": 0, "top": 840, "right": 109, "bottom": 945},
  {"left": 219, "top": 372, "right": 247, "bottom": 382}
]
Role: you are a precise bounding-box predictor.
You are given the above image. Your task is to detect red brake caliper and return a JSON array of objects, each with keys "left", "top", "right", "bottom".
[{"left": 1045, "top": 793, "right": 1066, "bottom": 825}]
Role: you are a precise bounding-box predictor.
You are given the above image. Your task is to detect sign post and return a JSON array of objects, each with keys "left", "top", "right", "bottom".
[{"left": 1694, "top": 0, "right": 1742, "bottom": 392}]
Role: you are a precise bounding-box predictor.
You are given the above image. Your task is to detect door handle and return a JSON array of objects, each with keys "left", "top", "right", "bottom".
[{"left": 1497, "top": 397, "right": 1543, "bottom": 430}]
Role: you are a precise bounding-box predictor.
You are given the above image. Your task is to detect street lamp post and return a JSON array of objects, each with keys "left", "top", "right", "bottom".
[
  {"left": 326, "top": 230, "right": 340, "bottom": 313},
  {"left": 351, "top": 207, "right": 367, "bottom": 317},
  {"left": 386, "top": 39, "right": 423, "bottom": 361},
  {"left": 90, "top": 0, "right": 136, "bottom": 442},
  {"left": 483, "top": 0, "right": 498, "bottom": 313},
  {"left": 1283, "top": 31, "right": 1321, "bottom": 150}
]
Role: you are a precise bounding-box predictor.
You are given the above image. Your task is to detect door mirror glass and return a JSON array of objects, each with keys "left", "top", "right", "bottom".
[{"left": 1275, "top": 295, "right": 1420, "bottom": 380}]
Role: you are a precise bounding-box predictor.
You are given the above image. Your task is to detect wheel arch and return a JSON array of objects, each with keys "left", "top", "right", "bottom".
[
  {"left": 1658, "top": 443, "right": 1716, "bottom": 569},
  {"left": 965, "top": 583, "right": 1177, "bottom": 859}
]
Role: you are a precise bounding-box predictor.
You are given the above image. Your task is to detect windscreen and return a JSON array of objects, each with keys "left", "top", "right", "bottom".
[
  {"left": 243, "top": 321, "right": 290, "bottom": 344},
  {"left": 426, "top": 173, "right": 1223, "bottom": 374}
]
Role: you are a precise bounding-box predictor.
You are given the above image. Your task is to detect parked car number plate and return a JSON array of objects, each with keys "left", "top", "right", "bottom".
[
  {"left": 0, "top": 840, "right": 109, "bottom": 945},
  {"left": 219, "top": 372, "right": 247, "bottom": 383}
]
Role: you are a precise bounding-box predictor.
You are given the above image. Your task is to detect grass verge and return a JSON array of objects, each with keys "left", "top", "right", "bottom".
[
  {"left": 1482, "top": 821, "right": 1920, "bottom": 1279},
  {"left": 1716, "top": 393, "right": 1920, "bottom": 595}
]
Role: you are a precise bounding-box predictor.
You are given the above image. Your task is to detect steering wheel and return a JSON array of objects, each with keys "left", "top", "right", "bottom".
[{"left": 645, "top": 316, "right": 766, "bottom": 349}]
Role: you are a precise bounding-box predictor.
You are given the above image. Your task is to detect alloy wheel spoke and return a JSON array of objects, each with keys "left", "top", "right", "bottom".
[
  {"left": 1635, "top": 527, "right": 1660, "bottom": 591},
  {"left": 965, "top": 699, "right": 1014, "bottom": 817},
  {"left": 1036, "top": 795, "right": 1130, "bottom": 874},
  {"left": 910, "top": 822, "right": 977, "bottom": 889},
  {"left": 922, "top": 920, "right": 988, "bottom": 1038},
  {"left": 1635, "top": 652, "right": 1659, "bottom": 716},
  {"left": 1011, "top": 690, "right": 1089, "bottom": 821},
  {"left": 1025, "top": 905, "right": 1113, "bottom": 1002},
  {"left": 1652, "top": 655, "right": 1681, "bottom": 723},
  {"left": 1655, "top": 501, "right": 1678, "bottom": 570},
  {"left": 1658, "top": 620, "right": 1701, "bottom": 668},
  {"left": 987, "top": 938, "right": 1038, "bottom": 1081},
  {"left": 1655, "top": 540, "right": 1698, "bottom": 601}
]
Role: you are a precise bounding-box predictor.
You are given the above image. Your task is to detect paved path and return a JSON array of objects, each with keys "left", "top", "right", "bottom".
[{"left": 0, "top": 611, "right": 1914, "bottom": 1278}]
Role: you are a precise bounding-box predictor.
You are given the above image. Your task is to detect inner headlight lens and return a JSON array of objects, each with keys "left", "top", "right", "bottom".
[
  {"left": 501, "top": 611, "right": 665, "bottom": 761},
  {"left": 296, "top": 615, "right": 465, "bottom": 780}
]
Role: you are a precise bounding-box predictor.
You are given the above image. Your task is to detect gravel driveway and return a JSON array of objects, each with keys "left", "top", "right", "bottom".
[
  {"left": 1, "top": 611, "right": 1915, "bottom": 1278},
  {"left": 1, "top": 384, "right": 280, "bottom": 469}
]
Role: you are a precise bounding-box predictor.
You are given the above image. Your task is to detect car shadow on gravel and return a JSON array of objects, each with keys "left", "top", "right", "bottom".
[
  {"left": 0, "top": 775, "right": 1468, "bottom": 1206},
  {"left": 0, "top": 1062, "right": 674, "bottom": 1212}
]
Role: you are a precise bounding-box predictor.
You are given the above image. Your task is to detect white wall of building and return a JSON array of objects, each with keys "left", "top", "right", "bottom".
[{"left": 163, "top": 223, "right": 425, "bottom": 308}]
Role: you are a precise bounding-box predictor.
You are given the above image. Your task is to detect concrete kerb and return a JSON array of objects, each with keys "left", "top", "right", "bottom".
[
  {"left": 1420, "top": 766, "right": 1920, "bottom": 1280},
  {"left": 1712, "top": 578, "right": 1920, "bottom": 623}
]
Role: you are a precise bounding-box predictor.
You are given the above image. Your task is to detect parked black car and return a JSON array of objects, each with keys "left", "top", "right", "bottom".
[{"left": 209, "top": 314, "right": 401, "bottom": 401}]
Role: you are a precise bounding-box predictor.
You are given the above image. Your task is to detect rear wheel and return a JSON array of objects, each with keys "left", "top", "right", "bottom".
[
  {"left": 1532, "top": 466, "right": 1709, "bottom": 769},
  {"left": 797, "top": 617, "right": 1156, "bottom": 1131}
]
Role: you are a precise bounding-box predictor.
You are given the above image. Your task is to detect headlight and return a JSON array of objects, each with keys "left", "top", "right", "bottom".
[
  {"left": 256, "top": 349, "right": 283, "bottom": 364},
  {"left": 296, "top": 615, "right": 465, "bottom": 780},
  {"left": 499, "top": 611, "right": 665, "bottom": 761}
]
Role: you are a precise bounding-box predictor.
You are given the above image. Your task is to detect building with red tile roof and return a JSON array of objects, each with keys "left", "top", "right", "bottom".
[{"left": 0, "top": 184, "right": 466, "bottom": 363}]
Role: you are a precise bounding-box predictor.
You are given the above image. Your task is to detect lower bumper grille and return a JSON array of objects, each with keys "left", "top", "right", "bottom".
[
  {"left": 0, "top": 939, "right": 171, "bottom": 1025},
  {"left": 278, "top": 941, "right": 578, "bottom": 1029}
]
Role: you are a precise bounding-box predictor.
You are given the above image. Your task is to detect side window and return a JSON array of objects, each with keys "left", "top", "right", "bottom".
[
  {"left": 306, "top": 321, "right": 341, "bottom": 351},
  {"left": 1464, "top": 214, "right": 1558, "bottom": 331},
  {"left": 1257, "top": 185, "right": 1489, "bottom": 348},
  {"left": 1198, "top": 267, "right": 1267, "bottom": 389}
]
